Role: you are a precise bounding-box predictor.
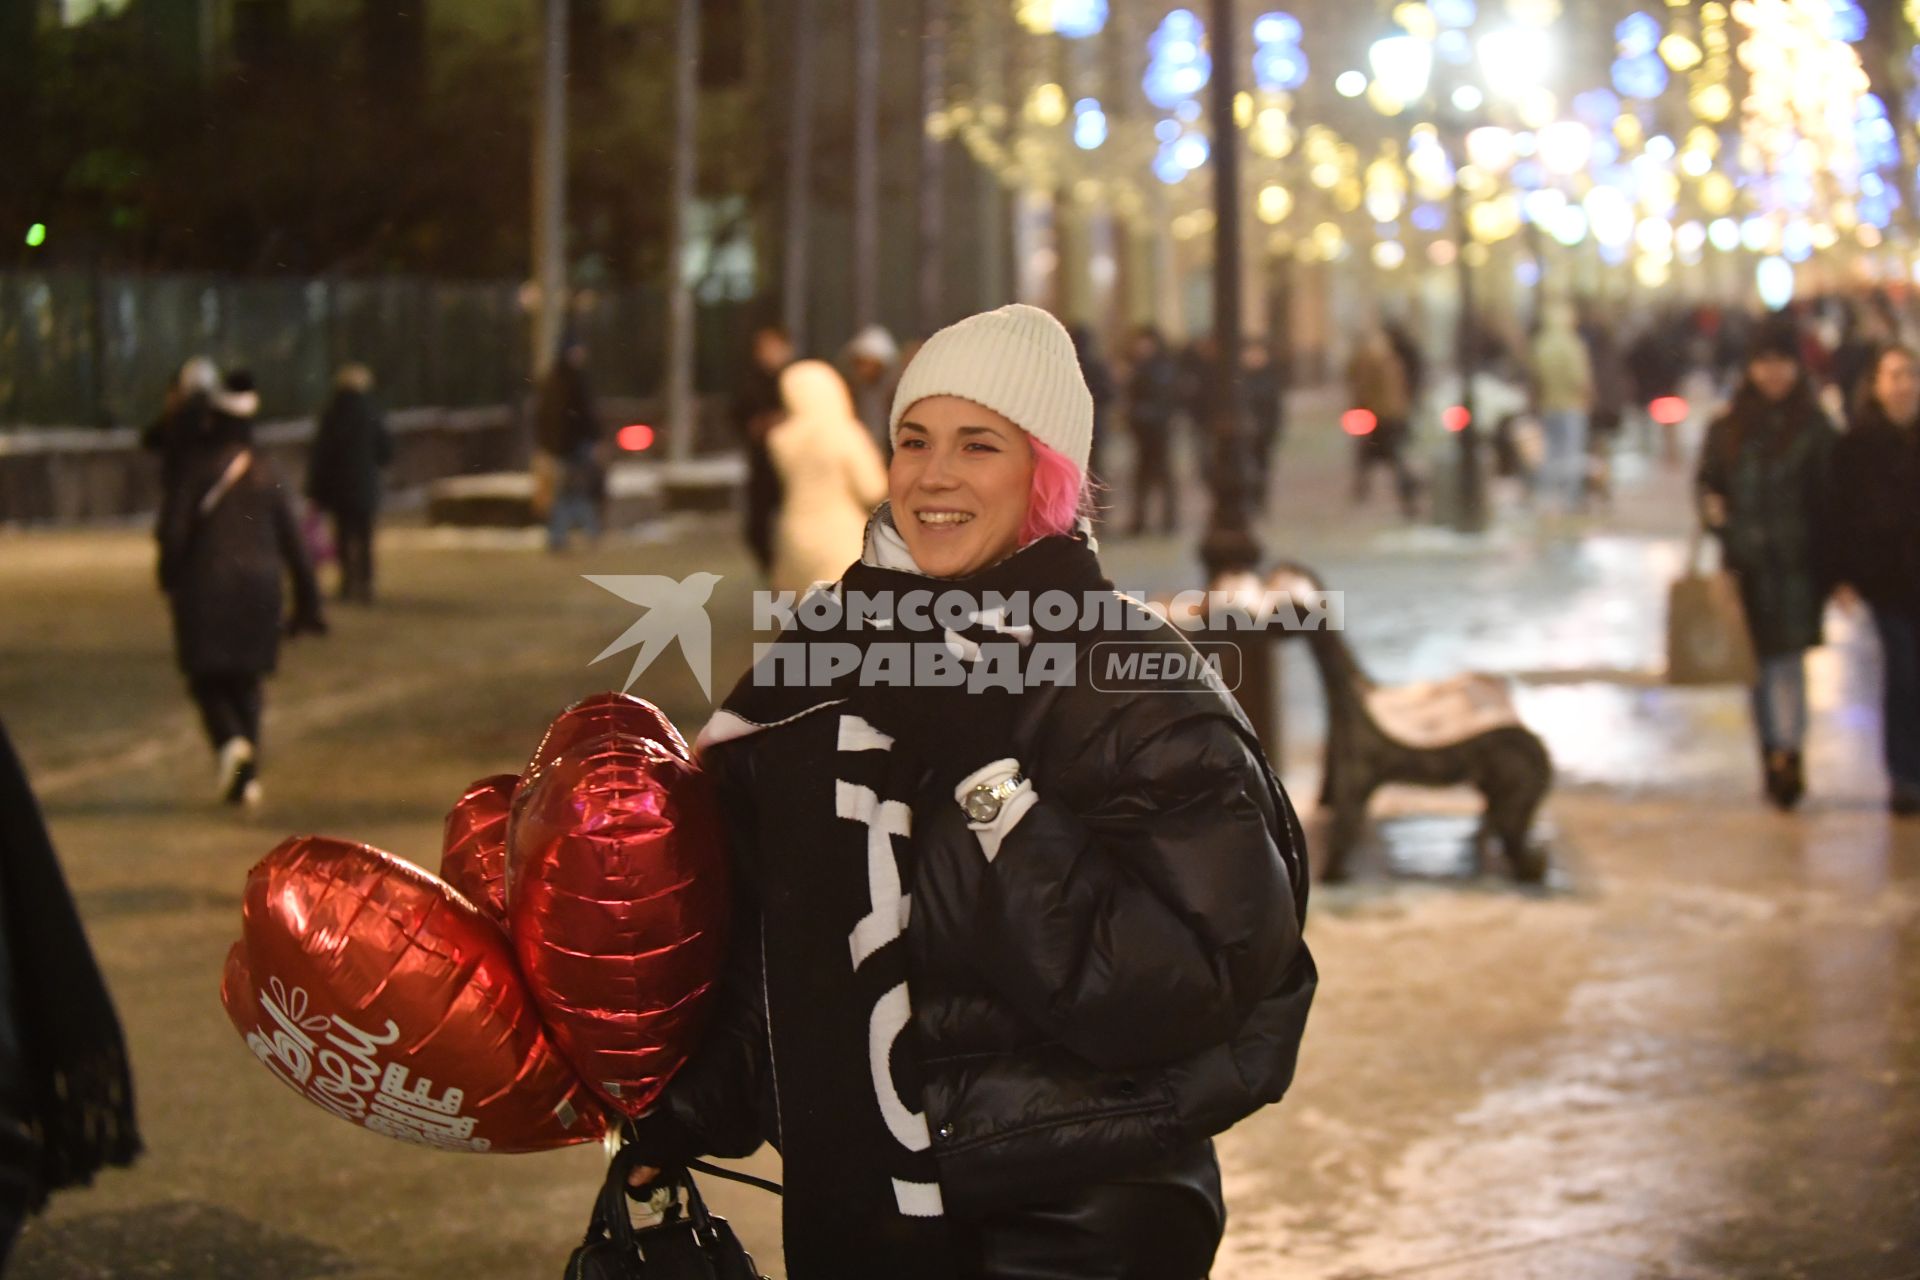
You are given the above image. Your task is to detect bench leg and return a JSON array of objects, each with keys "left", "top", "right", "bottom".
[
  {"left": 1476, "top": 730, "right": 1551, "bottom": 882},
  {"left": 1323, "top": 780, "right": 1375, "bottom": 882}
]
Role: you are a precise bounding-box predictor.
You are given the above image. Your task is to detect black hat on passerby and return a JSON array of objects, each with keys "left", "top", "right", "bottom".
[
  {"left": 1747, "top": 317, "right": 1802, "bottom": 364},
  {"left": 211, "top": 369, "right": 260, "bottom": 419}
]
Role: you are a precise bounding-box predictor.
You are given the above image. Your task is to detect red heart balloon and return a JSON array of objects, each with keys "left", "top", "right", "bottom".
[
  {"left": 525, "top": 693, "right": 691, "bottom": 790},
  {"left": 441, "top": 774, "right": 518, "bottom": 926},
  {"left": 222, "top": 835, "right": 605, "bottom": 1153},
  {"left": 507, "top": 730, "right": 729, "bottom": 1118}
]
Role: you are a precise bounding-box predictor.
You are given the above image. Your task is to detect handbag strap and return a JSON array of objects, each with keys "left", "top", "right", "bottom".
[
  {"left": 685, "top": 1158, "right": 782, "bottom": 1197},
  {"left": 199, "top": 449, "right": 253, "bottom": 517}
]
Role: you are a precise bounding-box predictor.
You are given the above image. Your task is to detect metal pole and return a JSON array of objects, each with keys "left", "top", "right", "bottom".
[
  {"left": 918, "top": 0, "right": 948, "bottom": 334},
  {"left": 1447, "top": 125, "right": 1487, "bottom": 533},
  {"left": 1199, "top": 0, "right": 1261, "bottom": 580},
  {"left": 852, "top": 0, "right": 880, "bottom": 333},
  {"left": 531, "top": 0, "right": 568, "bottom": 383},
  {"left": 666, "top": 0, "right": 700, "bottom": 462},
  {"left": 781, "top": 0, "right": 814, "bottom": 348}
]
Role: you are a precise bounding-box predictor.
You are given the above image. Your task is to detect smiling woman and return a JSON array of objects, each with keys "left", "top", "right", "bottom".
[
  {"left": 624, "top": 304, "right": 1315, "bottom": 1280},
  {"left": 889, "top": 398, "right": 1036, "bottom": 579}
]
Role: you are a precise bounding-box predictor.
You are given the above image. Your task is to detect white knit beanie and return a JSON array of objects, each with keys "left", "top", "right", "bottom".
[{"left": 888, "top": 304, "right": 1093, "bottom": 474}]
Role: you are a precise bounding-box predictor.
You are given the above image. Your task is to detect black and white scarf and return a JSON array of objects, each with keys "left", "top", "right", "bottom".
[{"left": 693, "top": 509, "right": 1107, "bottom": 1275}]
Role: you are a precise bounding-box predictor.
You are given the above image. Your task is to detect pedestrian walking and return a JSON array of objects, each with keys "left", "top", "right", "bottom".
[
  {"left": 842, "top": 324, "right": 901, "bottom": 448},
  {"left": 1529, "top": 301, "right": 1596, "bottom": 517},
  {"left": 1629, "top": 312, "right": 1689, "bottom": 461},
  {"left": 534, "top": 341, "right": 606, "bottom": 553},
  {"left": 140, "top": 356, "right": 221, "bottom": 496},
  {"left": 1579, "top": 301, "right": 1629, "bottom": 505},
  {"left": 1696, "top": 320, "right": 1838, "bottom": 811},
  {"left": 1123, "top": 326, "right": 1183, "bottom": 535},
  {"left": 1829, "top": 343, "right": 1920, "bottom": 816},
  {"left": 764, "top": 359, "right": 888, "bottom": 598},
  {"left": 159, "top": 428, "right": 327, "bottom": 808},
  {"left": 1346, "top": 327, "right": 1419, "bottom": 517},
  {"left": 623, "top": 303, "right": 1315, "bottom": 1280},
  {"left": 1383, "top": 316, "right": 1426, "bottom": 410},
  {"left": 0, "top": 719, "right": 143, "bottom": 1266},
  {"left": 1828, "top": 302, "right": 1889, "bottom": 413},
  {"left": 1242, "top": 337, "right": 1286, "bottom": 510},
  {"left": 305, "top": 363, "right": 392, "bottom": 603},
  {"left": 731, "top": 325, "right": 796, "bottom": 576}
]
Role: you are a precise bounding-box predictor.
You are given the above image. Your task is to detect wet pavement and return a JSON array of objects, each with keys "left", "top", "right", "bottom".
[{"left": 2, "top": 406, "right": 1916, "bottom": 1278}]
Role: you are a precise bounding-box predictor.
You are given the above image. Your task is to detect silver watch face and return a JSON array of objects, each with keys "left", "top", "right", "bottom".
[{"left": 963, "top": 788, "right": 1001, "bottom": 823}]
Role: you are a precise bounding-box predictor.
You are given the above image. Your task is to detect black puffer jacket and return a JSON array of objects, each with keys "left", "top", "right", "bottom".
[{"left": 654, "top": 594, "right": 1315, "bottom": 1220}]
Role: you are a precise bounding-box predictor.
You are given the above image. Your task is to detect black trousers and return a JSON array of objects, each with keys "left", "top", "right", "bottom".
[
  {"left": 1130, "top": 431, "right": 1178, "bottom": 535},
  {"left": 965, "top": 1141, "right": 1224, "bottom": 1280},
  {"left": 1352, "top": 422, "right": 1418, "bottom": 516},
  {"left": 330, "top": 507, "right": 376, "bottom": 602},
  {"left": 188, "top": 671, "right": 263, "bottom": 752}
]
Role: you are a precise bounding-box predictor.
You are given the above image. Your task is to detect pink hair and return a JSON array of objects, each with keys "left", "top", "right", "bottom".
[{"left": 1019, "top": 438, "right": 1093, "bottom": 545}]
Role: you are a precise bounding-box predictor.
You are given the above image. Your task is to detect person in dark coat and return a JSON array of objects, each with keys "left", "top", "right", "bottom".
[
  {"left": 306, "top": 363, "right": 392, "bottom": 604},
  {"left": 141, "top": 358, "right": 224, "bottom": 583},
  {"left": 1830, "top": 343, "right": 1920, "bottom": 815},
  {"left": 1630, "top": 312, "right": 1691, "bottom": 462},
  {"left": 535, "top": 342, "right": 606, "bottom": 553},
  {"left": 731, "top": 326, "right": 795, "bottom": 575},
  {"left": 623, "top": 305, "right": 1314, "bottom": 1280},
  {"left": 0, "top": 719, "right": 142, "bottom": 1265},
  {"left": 140, "top": 357, "right": 221, "bottom": 495},
  {"left": 1242, "top": 338, "right": 1286, "bottom": 510},
  {"left": 1123, "top": 326, "right": 1183, "bottom": 536},
  {"left": 1696, "top": 319, "right": 1838, "bottom": 810},
  {"left": 1827, "top": 305, "right": 1889, "bottom": 412},
  {"left": 160, "top": 433, "right": 326, "bottom": 808}
]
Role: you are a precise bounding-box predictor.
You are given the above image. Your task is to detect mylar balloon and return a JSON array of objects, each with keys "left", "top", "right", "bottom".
[
  {"left": 507, "top": 729, "right": 728, "bottom": 1118},
  {"left": 523, "top": 693, "right": 691, "bottom": 793},
  {"left": 440, "top": 774, "right": 518, "bottom": 926},
  {"left": 222, "top": 836, "right": 605, "bottom": 1153}
]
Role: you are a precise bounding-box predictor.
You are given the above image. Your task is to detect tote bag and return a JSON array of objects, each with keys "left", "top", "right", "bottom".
[{"left": 1667, "top": 526, "right": 1758, "bottom": 686}]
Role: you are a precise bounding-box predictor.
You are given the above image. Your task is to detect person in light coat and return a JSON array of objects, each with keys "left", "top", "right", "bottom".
[{"left": 767, "top": 360, "right": 889, "bottom": 597}]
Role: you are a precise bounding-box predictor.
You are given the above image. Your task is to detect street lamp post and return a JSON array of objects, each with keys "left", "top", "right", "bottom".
[
  {"left": 782, "top": 0, "right": 814, "bottom": 349},
  {"left": 665, "top": 0, "right": 700, "bottom": 463},
  {"left": 1198, "top": 0, "right": 1261, "bottom": 581},
  {"left": 1440, "top": 112, "right": 1488, "bottom": 533},
  {"left": 530, "top": 0, "right": 568, "bottom": 382},
  {"left": 1368, "top": 30, "right": 1488, "bottom": 533}
]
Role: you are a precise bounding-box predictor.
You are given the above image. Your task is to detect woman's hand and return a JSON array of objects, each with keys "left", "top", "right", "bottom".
[{"left": 627, "top": 1163, "right": 662, "bottom": 1190}]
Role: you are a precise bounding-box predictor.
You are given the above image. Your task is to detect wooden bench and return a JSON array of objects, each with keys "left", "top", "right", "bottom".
[{"left": 1146, "top": 565, "right": 1552, "bottom": 883}]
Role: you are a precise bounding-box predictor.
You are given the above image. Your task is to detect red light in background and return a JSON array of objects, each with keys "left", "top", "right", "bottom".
[
  {"left": 1341, "top": 408, "right": 1378, "bottom": 436},
  {"left": 618, "top": 423, "right": 656, "bottom": 451},
  {"left": 1442, "top": 405, "right": 1472, "bottom": 432},
  {"left": 1649, "top": 396, "right": 1688, "bottom": 426}
]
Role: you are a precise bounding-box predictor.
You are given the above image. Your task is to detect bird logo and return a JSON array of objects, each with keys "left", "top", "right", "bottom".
[{"left": 585, "top": 572, "right": 723, "bottom": 701}]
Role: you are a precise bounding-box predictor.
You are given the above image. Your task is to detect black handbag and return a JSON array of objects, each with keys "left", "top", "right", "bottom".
[{"left": 564, "top": 1148, "right": 779, "bottom": 1280}]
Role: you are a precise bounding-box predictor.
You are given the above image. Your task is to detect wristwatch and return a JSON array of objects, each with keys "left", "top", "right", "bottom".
[{"left": 962, "top": 772, "right": 1026, "bottom": 824}]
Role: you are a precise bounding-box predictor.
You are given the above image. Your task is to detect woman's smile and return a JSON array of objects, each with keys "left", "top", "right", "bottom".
[{"left": 890, "top": 396, "right": 1035, "bottom": 578}]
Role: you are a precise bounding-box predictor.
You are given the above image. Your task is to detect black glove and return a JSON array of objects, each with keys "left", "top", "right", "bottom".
[{"left": 617, "top": 1110, "right": 699, "bottom": 1199}]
